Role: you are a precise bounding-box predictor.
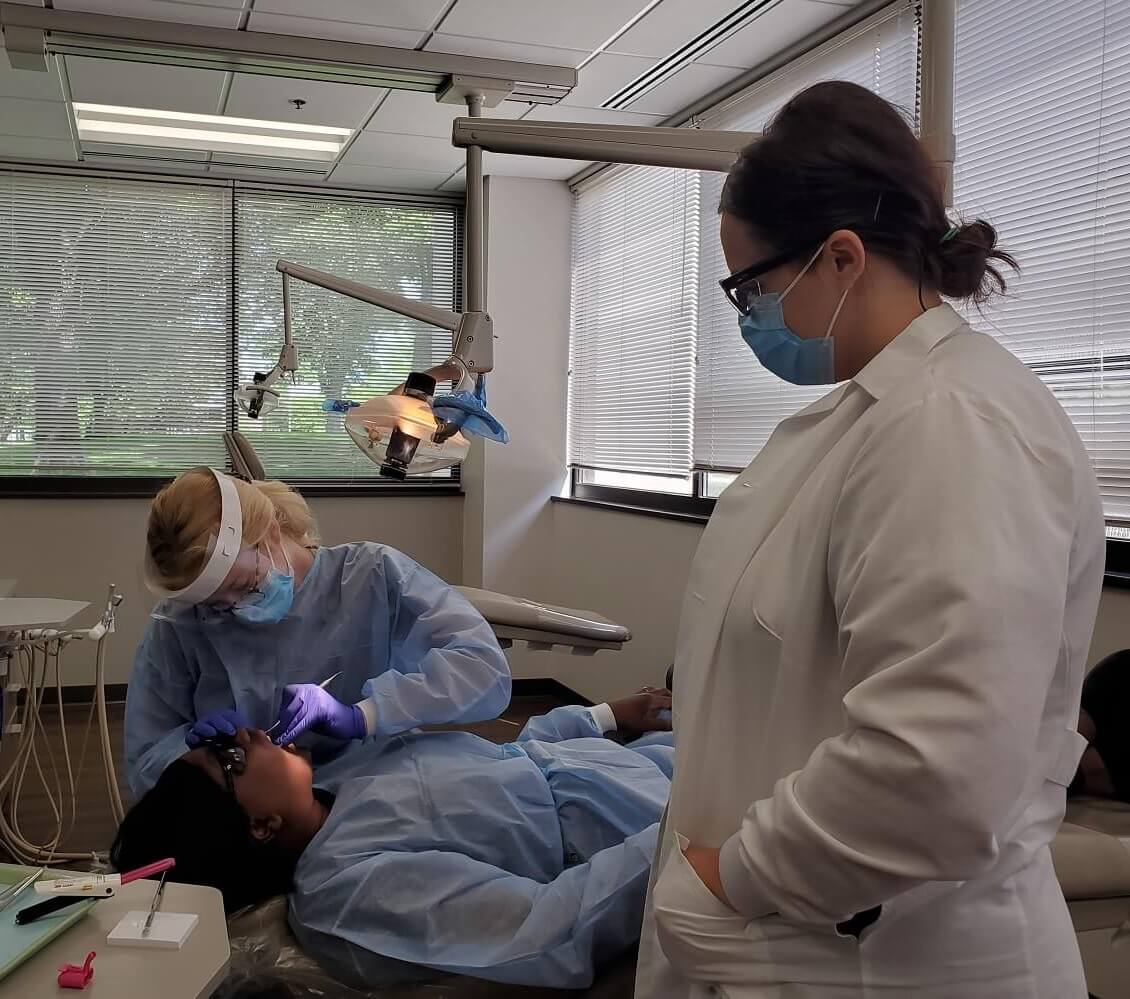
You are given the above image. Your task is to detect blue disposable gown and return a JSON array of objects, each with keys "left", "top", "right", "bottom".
[
  {"left": 125, "top": 542, "right": 511, "bottom": 797},
  {"left": 290, "top": 705, "right": 674, "bottom": 988}
]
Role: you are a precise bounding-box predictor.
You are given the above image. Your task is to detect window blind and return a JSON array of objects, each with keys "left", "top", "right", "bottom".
[
  {"left": 233, "top": 191, "right": 460, "bottom": 479},
  {"left": 0, "top": 172, "right": 231, "bottom": 476},
  {"left": 568, "top": 165, "right": 700, "bottom": 477},
  {"left": 953, "top": 0, "right": 1130, "bottom": 524},
  {"left": 693, "top": 4, "right": 920, "bottom": 472}
]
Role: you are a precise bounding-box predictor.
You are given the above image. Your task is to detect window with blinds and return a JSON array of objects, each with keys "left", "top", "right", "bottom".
[
  {"left": 953, "top": 0, "right": 1130, "bottom": 525},
  {"left": 567, "top": 4, "right": 919, "bottom": 482},
  {"left": 234, "top": 192, "right": 459, "bottom": 479},
  {"left": 0, "top": 173, "right": 461, "bottom": 485},
  {"left": 0, "top": 173, "right": 231, "bottom": 476},
  {"left": 569, "top": 166, "right": 700, "bottom": 477},
  {"left": 692, "top": 4, "right": 920, "bottom": 472}
]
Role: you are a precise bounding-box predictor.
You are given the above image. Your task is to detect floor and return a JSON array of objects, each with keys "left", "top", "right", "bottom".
[{"left": 0, "top": 695, "right": 566, "bottom": 865}]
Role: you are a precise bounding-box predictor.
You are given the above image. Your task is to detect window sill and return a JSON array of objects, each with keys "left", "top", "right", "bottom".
[
  {"left": 557, "top": 494, "right": 1130, "bottom": 589},
  {"left": 552, "top": 494, "right": 710, "bottom": 525},
  {"left": 0, "top": 477, "right": 464, "bottom": 499}
]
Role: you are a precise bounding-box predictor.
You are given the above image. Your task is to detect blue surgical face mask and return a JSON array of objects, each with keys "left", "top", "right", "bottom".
[
  {"left": 232, "top": 542, "right": 294, "bottom": 624},
  {"left": 737, "top": 244, "right": 852, "bottom": 386}
]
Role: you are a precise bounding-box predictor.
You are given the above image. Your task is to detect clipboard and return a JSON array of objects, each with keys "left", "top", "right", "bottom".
[{"left": 0, "top": 863, "right": 95, "bottom": 982}]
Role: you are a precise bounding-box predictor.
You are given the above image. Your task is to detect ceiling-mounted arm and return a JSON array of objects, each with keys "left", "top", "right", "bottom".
[
  {"left": 919, "top": 0, "right": 956, "bottom": 206},
  {"left": 233, "top": 271, "right": 298, "bottom": 418},
  {"left": 452, "top": 117, "right": 758, "bottom": 172}
]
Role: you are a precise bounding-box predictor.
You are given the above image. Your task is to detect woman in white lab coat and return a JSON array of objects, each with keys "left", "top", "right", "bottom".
[{"left": 636, "top": 81, "right": 1105, "bottom": 998}]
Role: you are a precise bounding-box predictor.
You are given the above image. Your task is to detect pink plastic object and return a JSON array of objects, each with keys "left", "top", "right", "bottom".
[{"left": 57, "top": 951, "right": 96, "bottom": 990}]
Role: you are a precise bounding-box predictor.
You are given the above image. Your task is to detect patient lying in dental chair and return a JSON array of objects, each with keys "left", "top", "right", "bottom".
[
  {"left": 111, "top": 690, "right": 673, "bottom": 990},
  {"left": 1072, "top": 649, "right": 1130, "bottom": 801}
]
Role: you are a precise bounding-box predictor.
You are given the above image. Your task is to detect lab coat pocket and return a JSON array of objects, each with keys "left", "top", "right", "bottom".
[
  {"left": 653, "top": 832, "right": 749, "bottom": 978},
  {"left": 1048, "top": 729, "right": 1088, "bottom": 787}
]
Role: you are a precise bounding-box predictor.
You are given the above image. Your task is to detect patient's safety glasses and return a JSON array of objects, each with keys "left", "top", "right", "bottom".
[{"left": 204, "top": 737, "right": 247, "bottom": 795}]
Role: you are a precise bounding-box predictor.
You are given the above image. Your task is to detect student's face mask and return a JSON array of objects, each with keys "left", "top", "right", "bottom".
[
  {"left": 736, "top": 244, "right": 852, "bottom": 386},
  {"left": 232, "top": 542, "right": 294, "bottom": 625}
]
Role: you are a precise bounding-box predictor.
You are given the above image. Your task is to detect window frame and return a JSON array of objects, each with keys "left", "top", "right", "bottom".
[{"left": 0, "top": 166, "right": 464, "bottom": 498}]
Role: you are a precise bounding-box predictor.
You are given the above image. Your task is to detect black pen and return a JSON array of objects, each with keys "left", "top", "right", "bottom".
[{"left": 14, "top": 894, "right": 88, "bottom": 925}]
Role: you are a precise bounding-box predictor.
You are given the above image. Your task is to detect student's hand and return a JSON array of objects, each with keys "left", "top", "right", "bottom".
[
  {"left": 608, "top": 689, "right": 672, "bottom": 733},
  {"left": 186, "top": 708, "right": 250, "bottom": 748},
  {"left": 273, "top": 685, "right": 367, "bottom": 744}
]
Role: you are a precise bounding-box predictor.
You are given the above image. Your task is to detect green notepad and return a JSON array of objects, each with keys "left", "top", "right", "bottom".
[{"left": 0, "top": 864, "right": 95, "bottom": 982}]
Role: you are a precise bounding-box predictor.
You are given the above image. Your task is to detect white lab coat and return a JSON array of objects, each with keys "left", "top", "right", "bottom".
[{"left": 636, "top": 305, "right": 1105, "bottom": 999}]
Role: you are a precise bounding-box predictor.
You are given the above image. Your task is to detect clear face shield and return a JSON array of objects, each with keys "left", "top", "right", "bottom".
[{"left": 145, "top": 469, "right": 261, "bottom": 622}]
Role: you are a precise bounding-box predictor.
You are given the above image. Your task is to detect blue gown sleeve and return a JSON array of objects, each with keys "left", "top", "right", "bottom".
[
  {"left": 290, "top": 823, "right": 658, "bottom": 988},
  {"left": 124, "top": 620, "right": 197, "bottom": 797},
  {"left": 359, "top": 550, "right": 511, "bottom": 735},
  {"left": 515, "top": 704, "right": 603, "bottom": 744}
]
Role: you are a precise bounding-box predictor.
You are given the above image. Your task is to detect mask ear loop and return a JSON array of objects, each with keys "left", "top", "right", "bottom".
[
  {"left": 825, "top": 286, "right": 852, "bottom": 340},
  {"left": 779, "top": 244, "right": 825, "bottom": 302}
]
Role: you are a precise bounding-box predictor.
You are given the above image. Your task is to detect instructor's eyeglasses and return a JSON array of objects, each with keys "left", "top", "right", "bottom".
[{"left": 719, "top": 245, "right": 816, "bottom": 315}]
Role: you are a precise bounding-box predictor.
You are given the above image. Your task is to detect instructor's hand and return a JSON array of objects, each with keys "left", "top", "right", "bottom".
[
  {"left": 682, "top": 845, "right": 733, "bottom": 908},
  {"left": 274, "top": 684, "right": 366, "bottom": 744}
]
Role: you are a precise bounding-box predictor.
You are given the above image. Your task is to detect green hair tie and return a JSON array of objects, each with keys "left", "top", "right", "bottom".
[{"left": 940, "top": 224, "right": 960, "bottom": 244}]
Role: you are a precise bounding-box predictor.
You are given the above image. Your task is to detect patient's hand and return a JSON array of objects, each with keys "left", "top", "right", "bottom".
[{"left": 609, "top": 689, "right": 672, "bottom": 734}]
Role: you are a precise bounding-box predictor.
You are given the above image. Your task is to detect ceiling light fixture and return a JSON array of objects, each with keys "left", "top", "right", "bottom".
[{"left": 72, "top": 103, "right": 352, "bottom": 161}]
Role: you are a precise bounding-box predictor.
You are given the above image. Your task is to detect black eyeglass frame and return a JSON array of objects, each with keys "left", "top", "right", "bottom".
[
  {"left": 205, "top": 742, "right": 247, "bottom": 795},
  {"left": 718, "top": 244, "right": 819, "bottom": 315}
]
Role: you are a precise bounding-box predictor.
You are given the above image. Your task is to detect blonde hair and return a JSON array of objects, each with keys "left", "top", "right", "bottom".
[{"left": 145, "top": 467, "right": 320, "bottom": 592}]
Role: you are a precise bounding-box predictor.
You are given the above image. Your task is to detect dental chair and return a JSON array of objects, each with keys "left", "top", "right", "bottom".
[
  {"left": 216, "top": 588, "right": 639, "bottom": 999},
  {"left": 1052, "top": 798, "right": 1130, "bottom": 946}
]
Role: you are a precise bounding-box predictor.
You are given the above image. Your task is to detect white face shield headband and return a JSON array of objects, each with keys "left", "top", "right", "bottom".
[{"left": 145, "top": 469, "right": 243, "bottom": 605}]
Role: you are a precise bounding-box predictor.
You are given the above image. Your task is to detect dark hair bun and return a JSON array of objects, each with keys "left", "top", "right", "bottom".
[
  {"left": 721, "top": 81, "right": 1018, "bottom": 304},
  {"left": 933, "top": 219, "right": 1016, "bottom": 305}
]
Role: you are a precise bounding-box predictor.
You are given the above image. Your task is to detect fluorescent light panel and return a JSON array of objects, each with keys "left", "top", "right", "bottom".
[{"left": 73, "top": 103, "right": 352, "bottom": 162}]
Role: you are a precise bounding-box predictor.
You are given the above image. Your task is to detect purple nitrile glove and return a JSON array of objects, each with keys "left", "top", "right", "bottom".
[
  {"left": 273, "top": 684, "right": 366, "bottom": 744},
  {"left": 186, "top": 708, "right": 250, "bottom": 749}
]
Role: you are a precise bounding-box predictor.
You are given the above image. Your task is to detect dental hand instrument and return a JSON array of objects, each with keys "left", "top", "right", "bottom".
[{"left": 265, "top": 670, "right": 342, "bottom": 739}]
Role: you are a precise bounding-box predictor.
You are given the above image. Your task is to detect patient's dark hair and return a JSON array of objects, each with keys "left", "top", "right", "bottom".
[
  {"left": 110, "top": 760, "right": 296, "bottom": 913},
  {"left": 721, "top": 81, "right": 1017, "bottom": 305},
  {"left": 1081, "top": 650, "right": 1130, "bottom": 802}
]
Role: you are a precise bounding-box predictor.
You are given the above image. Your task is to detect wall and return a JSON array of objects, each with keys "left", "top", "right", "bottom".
[
  {"left": 533, "top": 504, "right": 1130, "bottom": 702},
  {"left": 1, "top": 494, "right": 463, "bottom": 686},
  {"left": 1090, "top": 585, "right": 1130, "bottom": 664}
]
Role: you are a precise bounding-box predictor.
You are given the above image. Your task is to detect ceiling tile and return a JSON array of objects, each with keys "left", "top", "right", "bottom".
[
  {"left": 608, "top": 0, "right": 753, "bottom": 58},
  {"left": 65, "top": 57, "right": 225, "bottom": 114},
  {"left": 0, "top": 98, "right": 73, "bottom": 140},
  {"left": 54, "top": 0, "right": 243, "bottom": 29},
  {"left": 559, "top": 52, "right": 654, "bottom": 109},
  {"left": 364, "top": 89, "right": 526, "bottom": 139},
  {"left": 0, "top": 62, "right": 64, "bottom": 102},
  {"left": 440, "top": 171, "right": 465, "bottom": 192},
  {"left": 697, "top": 0, "right": 837, "bottom": 69},
  {"left": 342, "top": 132, "right": 464, "bottom": 173},
  {"left": 252, "top": 0, "right": 450, "bottom": 31},
  {"left": 225, "top": 74, "right": 379, "bottom": 129},
  {"left": 624, "top": 61, "right": 739, "bottom": 114},
  {"left": 246, "top": 13, "right": 425, "bottom": 48},
  {"left": 483, "top": 152, "right": 590, "bottom": 180},
  {"left": 525, "top": 104, "right": 664, "bottom": 127},
  {"left": 439, "top": 0, "right": 652, "bottom": 53},
  {"left": 327, "top": 165, "right": 454, "bottom": 191},
  {"left": 0, "top": 136, "right": 77, "bottom": 162},
  {"left": 424, "top": 33, "right": 586, "bottom": 70}
]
